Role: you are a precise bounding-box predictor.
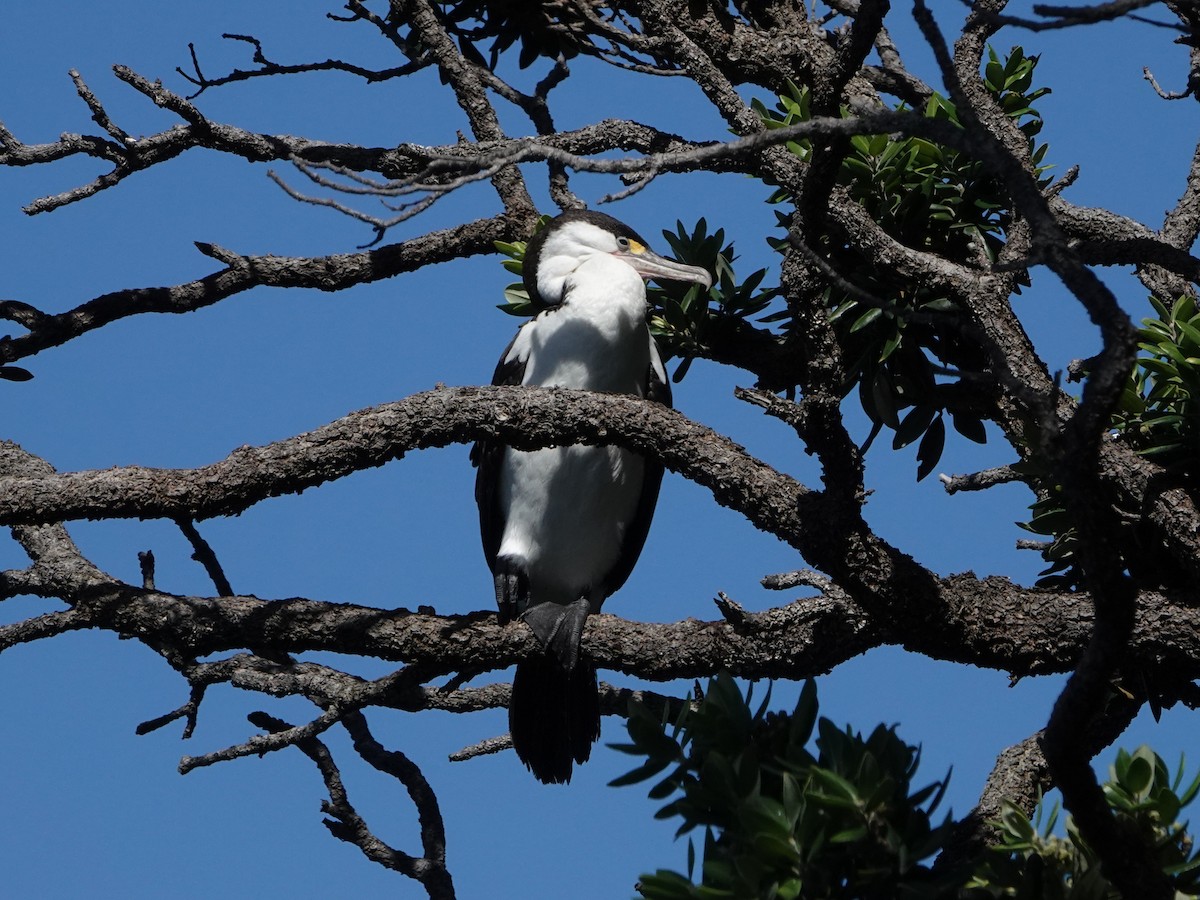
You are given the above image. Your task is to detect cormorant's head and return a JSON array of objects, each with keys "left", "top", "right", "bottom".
[{"left": 523, "top": 210, "right": 712, "bottom": 308}]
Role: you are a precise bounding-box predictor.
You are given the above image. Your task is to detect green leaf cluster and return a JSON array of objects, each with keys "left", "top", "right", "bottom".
[
  {"left": 616, "top": 679, "right": 1199, "bottom": 899},
  {"left": 967, "top": 746, "right": 1200, "bottom": 898},
  {"left": 612, "top": 675, "right": 960, "bottom": 899},
  {"left": 436, "top": 1, "right": 595, "bottom": 70},
  {"left": 646, "top": 219, "right": 779, "bottom": 381},
  {"left": 753, "top": 47, "right": 1049, "bottom": 478},
  {"left": 1014, "top": 481, "right": 1081, "bottom": 590},
  {"left": 492, "top": 214, "right": 552, "bottom": 317},
  {"left": 1017, "top": 294, "right": 1200, "bottom": 590},
  {"left": 1114, "top": 294, "right": 1200, "bottom": 466}
]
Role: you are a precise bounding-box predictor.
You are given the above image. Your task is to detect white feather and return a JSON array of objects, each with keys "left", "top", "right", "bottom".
[{"left": 497, "top": 251, "right": 657, "bottom": 610}]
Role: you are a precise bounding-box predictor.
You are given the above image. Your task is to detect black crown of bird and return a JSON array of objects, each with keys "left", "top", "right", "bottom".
[{"left": 472, "top": 210, "right": 712, "bottom": 784}]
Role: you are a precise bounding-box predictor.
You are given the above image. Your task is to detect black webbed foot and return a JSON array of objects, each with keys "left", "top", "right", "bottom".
[{"left": 520, "top": 598, "right": 590, "bottom": 672}]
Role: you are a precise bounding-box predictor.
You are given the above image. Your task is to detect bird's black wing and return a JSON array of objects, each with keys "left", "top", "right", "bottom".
[
  {"left": 600, "top": 339, "right": 672, "bottom": 597},
  {"left": 472, "top": 329, "right": 527, "bottom": 576}
]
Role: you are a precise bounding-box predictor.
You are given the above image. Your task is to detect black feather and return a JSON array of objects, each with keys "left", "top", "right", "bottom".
[
  {"left": 472, "top": 328, "right": 526, "bottom": 576},
  {"left": 599, "top": 349, "right": 672, "bottom": 597},
  {"left": 510, "top": 654, "right": 600, "bottom": 784}
]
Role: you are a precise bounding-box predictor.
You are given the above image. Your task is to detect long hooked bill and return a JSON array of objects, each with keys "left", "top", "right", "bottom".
[{"left": 616, "top": 245, "right": 713, "bottom": 290}]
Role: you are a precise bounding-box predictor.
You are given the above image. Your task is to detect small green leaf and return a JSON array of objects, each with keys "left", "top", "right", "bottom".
[
  {"left": 915, "top": 414, "right": 945, "bottom": 481},
  {"left": 0, "top": 365, "right": 34, "bottom": 382},
  {"left": 950, "top": 413, "right": 987, "bottom": 444},
  {"left": 849, "top": 309, "right": 888, "bottom": 336},
  {"left": 893, "top": 405, "right": 937, "bottom": 450}
]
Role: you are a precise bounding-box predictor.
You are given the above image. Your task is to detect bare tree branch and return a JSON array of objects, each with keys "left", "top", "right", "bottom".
[
  {"left": 255, "top": 710, "right": 455, "bottom": 899},
  {"left": 0, "top": 217, "right": 511, "bottom": 366},
  {"left": 176, "top": 32, "right": 431, "bottom": 98}
]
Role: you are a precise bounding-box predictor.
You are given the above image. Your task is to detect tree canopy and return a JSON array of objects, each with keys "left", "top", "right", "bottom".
[{"left": 2, "top": 2, "right": 1199, "bottom": 898}]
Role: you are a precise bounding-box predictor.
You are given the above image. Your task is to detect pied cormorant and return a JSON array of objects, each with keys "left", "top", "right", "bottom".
[{"left": 473, "top": 209, "right": 712, "bottom": 784}]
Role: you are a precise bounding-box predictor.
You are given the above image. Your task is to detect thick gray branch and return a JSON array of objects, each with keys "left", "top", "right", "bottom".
[{"left": 0, "top": 386, "right": 815, "bottom": 551}]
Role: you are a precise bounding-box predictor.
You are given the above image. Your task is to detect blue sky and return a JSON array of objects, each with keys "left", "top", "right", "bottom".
[{"left": 1, "top": 3, "right": 1197, "bottom": 897}]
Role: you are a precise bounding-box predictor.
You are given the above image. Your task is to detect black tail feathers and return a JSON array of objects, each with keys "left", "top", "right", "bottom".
[{"left": 510, "top": 653, "right": 601, "bottom": 784}]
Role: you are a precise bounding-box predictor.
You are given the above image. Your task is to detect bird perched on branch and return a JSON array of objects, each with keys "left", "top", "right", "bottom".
[{"left": 473, "top": 210, "right": 711, "bottom": 784}]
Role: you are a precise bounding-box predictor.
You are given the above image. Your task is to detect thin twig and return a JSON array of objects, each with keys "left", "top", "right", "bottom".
[
  {"left": 939, "top": 465, "right": 1024, "bottom": 494},
  {"left": 174, "top": 519, "right": 232, "bottom": 597}
]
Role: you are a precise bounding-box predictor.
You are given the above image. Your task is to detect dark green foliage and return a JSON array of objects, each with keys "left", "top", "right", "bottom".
[
  {"left": 966, "top": 746, "right": 1200, "bottom": 898},
  {"left": 1114, "top": 294, "right": 1200, "bottom": 467},
  {"left": 1015, "top": 480, "right": 1082, "bottom": 590},
  {"left": 1019, "top": 294, "right": 1200, "bottom": 589},
  {"left": 432, "top": 1, "right": 595, "bottom": 69},
  {"left": 646, "top": 219, "right": 778, "bottom": 381},
  {"left": 612, "top": 674, "right": 963, "bottom": 899},
  {"left": 752, "top": 47, "right": 1049, "bottom": 478},
  {"left": 0, "top": 365, "right": 33, "bottom": 381},
  {"left": 493, "top": 232, "right": 541, "bottom": 317},
  {"left": 616, "top": 678, "right": 1200, "bottom": 899}
]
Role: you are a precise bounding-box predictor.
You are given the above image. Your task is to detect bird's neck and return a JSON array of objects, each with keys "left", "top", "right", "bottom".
[{"left": 560, "top": 254, "right": 647, "bottom": 323}]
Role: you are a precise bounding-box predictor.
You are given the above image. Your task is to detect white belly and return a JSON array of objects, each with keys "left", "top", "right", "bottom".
[{"left": 497, "top": 443, "right": 644, "bottom": 608}]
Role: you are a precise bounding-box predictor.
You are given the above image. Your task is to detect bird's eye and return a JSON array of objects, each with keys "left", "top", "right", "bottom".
[{"left": 616, "top": 236, "right": 630, "bottom": 250}]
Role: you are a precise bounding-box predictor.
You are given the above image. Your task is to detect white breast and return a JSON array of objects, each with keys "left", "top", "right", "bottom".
[
  {"left": 497, "top": 253, "right": 655, "bottom": 608},
  {"left": 509, "top": 254, "right": 651, "bottom": 392}
]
